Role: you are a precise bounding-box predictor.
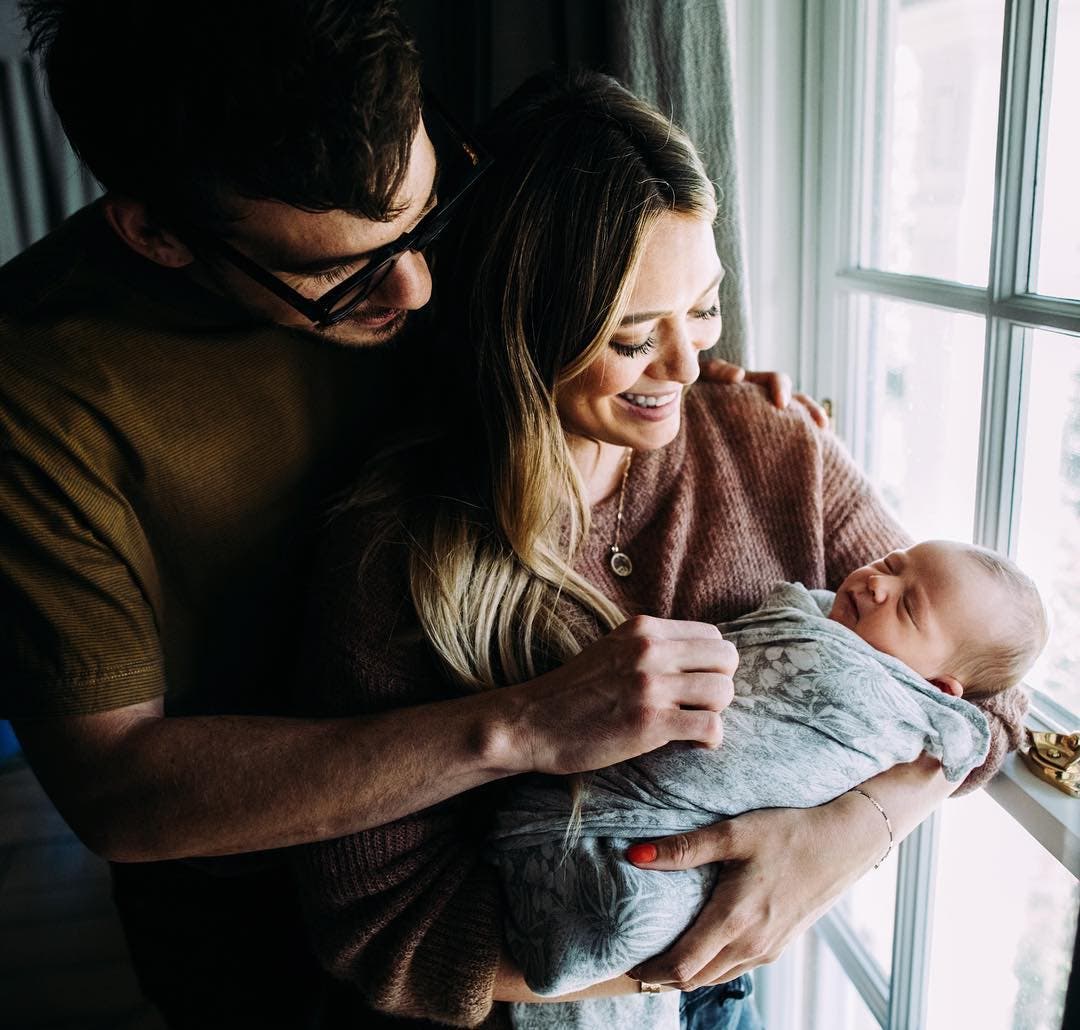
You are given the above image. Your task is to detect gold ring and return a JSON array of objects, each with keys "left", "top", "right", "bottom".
[{"left": 638, "top": 980, "right": 664, "bottom": 994}]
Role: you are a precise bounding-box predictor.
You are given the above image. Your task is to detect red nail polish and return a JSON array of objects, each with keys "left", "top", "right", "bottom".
[{"left": 627, "top": 843, "right": 658, "bottom": 864}]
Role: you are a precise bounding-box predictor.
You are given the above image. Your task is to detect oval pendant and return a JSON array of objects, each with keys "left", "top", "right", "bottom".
[{"left": 610, "top": 549, "right": 633, "bottom": 577}]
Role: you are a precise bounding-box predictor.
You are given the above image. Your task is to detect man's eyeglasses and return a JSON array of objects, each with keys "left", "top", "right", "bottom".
[{"left": 183, "top": 93, "right": 491, "bottom": 328}]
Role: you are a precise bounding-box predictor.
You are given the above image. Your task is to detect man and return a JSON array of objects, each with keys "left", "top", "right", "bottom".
[{"left": 2, "top": 2, "right": 744, "bottom": 1024}]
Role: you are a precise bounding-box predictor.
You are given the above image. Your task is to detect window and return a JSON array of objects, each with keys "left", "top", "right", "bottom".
[{"left": 734, "top": 0, "right": 1080, "bottom": 1025}]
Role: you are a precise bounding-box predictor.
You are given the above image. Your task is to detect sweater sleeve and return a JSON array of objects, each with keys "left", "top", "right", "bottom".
[
  {"left": 818, "top": 428, "right": 912, "bottom": 588},
  {"left": 816, "top": 428, "right": 1027, "bottom": 790},
  {"left": 289, "top": 510, "right": 506, "bottom": 1028}
]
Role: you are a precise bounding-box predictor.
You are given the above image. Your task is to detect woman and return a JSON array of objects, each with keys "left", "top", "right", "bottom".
[{"left": 292, "top": 71, "right": 1024, "bottom": 1029}]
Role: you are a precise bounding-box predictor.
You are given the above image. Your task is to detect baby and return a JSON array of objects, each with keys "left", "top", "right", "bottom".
[
  {"left": 490, "top": 540, "right": 1047, "bottom": 1030},
  {"left": 826, "top": 539, "right": 1047, "bottom": 702}
]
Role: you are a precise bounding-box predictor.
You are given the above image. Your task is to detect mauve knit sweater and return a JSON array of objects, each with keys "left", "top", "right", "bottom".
[{"left": 292, "top": 383, "right": 1026, "bottom": 1029}]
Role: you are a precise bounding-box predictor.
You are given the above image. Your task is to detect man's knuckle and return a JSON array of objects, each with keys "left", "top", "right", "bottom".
[
  {"left": 701, "top": 710, "right": 724, "bottom": 744},
  {"left": 623, "top": 614, "right": 652, "bottom": 636},
  {"left": 718, "top": 676, "right": 735, "bottom": 706},
  {"left": 628, "top": 667, "right": 654, "bottom": 695},
  {"left": 634, "top": 636, "right": 656, "bottom": 664}
]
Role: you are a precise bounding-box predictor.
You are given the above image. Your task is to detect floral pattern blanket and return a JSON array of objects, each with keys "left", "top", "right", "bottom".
[{"left": 489, "top": 582, "right": 991, "bottom": 1030}]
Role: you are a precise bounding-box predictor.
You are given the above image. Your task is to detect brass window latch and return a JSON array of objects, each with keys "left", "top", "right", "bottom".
[{"left": 1019, "top": 729, "right": 1080, "bottom": 798}]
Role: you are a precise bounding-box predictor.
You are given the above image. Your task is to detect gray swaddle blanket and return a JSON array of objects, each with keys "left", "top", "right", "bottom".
[{"left": 489, "top": 583, "right": 991, "bottom": 1030}]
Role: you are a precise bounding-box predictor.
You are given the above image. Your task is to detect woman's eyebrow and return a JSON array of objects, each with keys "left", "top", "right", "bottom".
[{"left": 619, "top": 269, "right": 725, "bottom": 326}]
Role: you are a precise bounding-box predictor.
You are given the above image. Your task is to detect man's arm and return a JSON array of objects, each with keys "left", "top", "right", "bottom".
[{"left": 13, "top": 614, "right": 736, "bottom": 862}]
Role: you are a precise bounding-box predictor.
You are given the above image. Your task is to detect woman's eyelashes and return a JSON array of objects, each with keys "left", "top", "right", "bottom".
[
  {"left": 610, "top": 336, "right": 656, "bottom": 358},
  {"left": 608, "top": 304, "right": 721, "bottom": 359}
]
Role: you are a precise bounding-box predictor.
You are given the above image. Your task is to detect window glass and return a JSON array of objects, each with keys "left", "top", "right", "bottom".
[
  {"left": 801, "top": 932, "right": 882, "bottom": 1030},
  {"left": 1033, "top": 0, "right": 1080, "bottom": 299},
  {"left": 855, "top": 296, "right": 985, "bottom": 541},
  {"left": 836, "top": 848, "right": 898, "bottom": 976},
  {"left": 1014, "top": 329, "right": 1080, "bottom": 715},
  {"left": 864, "top": 0, "right": 1004, "bottom": 285},
  {"left": 925, "top": 789, "right": 1079, "bottom": 1029}
]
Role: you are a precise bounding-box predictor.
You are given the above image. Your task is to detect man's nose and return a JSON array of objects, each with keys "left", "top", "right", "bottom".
[{"left": 370, "top": 249, "right": 432, "bottom": 311}]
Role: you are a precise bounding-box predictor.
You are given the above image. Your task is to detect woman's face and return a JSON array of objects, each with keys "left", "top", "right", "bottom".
[{"left": 557, "top": 212, "right": 723, "bottom": 452}]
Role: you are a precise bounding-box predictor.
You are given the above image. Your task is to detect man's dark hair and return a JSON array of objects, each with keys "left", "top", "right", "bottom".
[{"left": 21, "top": 0, "right": 422, "bottom": 227}]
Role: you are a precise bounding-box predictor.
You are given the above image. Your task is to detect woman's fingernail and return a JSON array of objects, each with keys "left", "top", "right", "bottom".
[{"left": 627, "top": 843, "right": 658, "bottom": 864}]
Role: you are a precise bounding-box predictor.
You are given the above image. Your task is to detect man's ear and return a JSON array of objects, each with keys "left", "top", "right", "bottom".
[
  {"left": 931, "top": 675, "right": 964, "bottom": 698},
  {"left": 103, "top": 195, "right": 194, "bottom": 269}
]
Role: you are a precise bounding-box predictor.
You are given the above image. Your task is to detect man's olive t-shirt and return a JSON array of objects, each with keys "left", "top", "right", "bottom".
[{"left": 0, "top": 203, "right": 395, "bottom": 717}]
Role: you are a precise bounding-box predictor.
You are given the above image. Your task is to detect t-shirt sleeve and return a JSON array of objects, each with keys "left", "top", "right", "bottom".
[
  {"left": 817, "top": 429, "right": 1027, "bottom": 789},
  {"left": 289, "top": 509, "right": 504, "bottom": 1027},
  {"left": 0, "top": 433, "right": 164, "bottom": 716}
]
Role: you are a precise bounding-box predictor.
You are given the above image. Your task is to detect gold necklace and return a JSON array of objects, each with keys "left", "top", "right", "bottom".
[{"left": 609, "top": 448, "right": 634, "bottom": 577}]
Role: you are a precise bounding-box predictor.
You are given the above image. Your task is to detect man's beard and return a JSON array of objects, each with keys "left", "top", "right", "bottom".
[
  {"left": 189, "top": 261, "right": 410, "bottom": 348},
  {"left": 315, "top": 305, "right": 410, "bottom": 348}
]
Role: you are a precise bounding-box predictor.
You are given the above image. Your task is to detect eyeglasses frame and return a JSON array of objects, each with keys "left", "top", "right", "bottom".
[{"left": 181, "top": 91, "right": 491, "bottom": 328}]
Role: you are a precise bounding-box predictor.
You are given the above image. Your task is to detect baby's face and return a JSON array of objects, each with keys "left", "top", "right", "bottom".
[{"left": 828, "top": 541, "right": 1006, "bottom": 688}]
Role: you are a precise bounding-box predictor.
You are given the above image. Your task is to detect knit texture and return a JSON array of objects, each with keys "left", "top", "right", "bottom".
[{"left": 293, "top": 383, "right": 1025, "bottom": 1026}]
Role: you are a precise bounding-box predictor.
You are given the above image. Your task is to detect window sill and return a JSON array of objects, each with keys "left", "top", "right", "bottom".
[{"left": 984, "top": 708, "right": 1080, "bottom": 877}]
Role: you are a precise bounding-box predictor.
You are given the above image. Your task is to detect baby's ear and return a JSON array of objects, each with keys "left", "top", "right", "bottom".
[{"left": 930, "top": 675, "right": 964, "bottom": 698}]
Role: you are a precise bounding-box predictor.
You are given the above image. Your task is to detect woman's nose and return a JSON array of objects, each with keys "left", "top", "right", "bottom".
[
  {"left": 369, "top": 249, "right": 432, "bottom": 311},
  {"left": 654, "top": 324, "right": 704, "bottom": 384}
]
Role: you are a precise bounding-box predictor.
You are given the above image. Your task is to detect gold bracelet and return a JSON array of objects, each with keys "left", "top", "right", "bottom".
[{"left": 848, "top": 786, "right": 893, "bottom": 869}]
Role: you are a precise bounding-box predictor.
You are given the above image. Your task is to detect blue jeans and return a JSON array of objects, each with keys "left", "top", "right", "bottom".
[{"left": 680, "top": 975, "right": 762, "bottom": 1030}]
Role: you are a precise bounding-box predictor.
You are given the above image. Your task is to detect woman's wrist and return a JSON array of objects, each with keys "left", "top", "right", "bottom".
[{"left": 846, "top": 786, "right": 894, "bottom": 868}]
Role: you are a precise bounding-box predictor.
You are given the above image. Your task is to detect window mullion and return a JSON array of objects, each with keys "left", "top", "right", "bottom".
[
  {"left": 974, "top": 320, "right": 1028, "bottom": 552},
  {"left": 976, "top": 0, "right": 1048, "bottom": 552},
  {"left": 887, "top": 814, "right": 941, "bottom": 1030},
  {"left": 814, "top": 910, "right": 890, "bottom": 1025},
  {"left": 808, "top": 0, "right": 859, "bottom": 420},
  {"left": 988, "top": 0, "right": 1050, "bottom": 303}
]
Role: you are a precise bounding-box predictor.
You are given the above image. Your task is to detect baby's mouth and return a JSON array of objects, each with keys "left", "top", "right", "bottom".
[{"left": 831, "top": 589, "right": 859, "bottom": 627}]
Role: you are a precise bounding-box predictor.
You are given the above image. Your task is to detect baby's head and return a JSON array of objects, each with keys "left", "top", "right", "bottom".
[{"left": 828, "top": 540, "right": 1047, "bottom": 699}]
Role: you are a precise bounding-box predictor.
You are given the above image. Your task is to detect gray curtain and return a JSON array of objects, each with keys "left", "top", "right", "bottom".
[
  {"left": 0, "top": 0, "right": 101, "bottom": 265},
  {"left": 606, "top": 0, "right": 749, "bottom": 364}
]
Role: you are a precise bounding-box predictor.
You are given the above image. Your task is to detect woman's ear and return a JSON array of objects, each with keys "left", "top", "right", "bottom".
[
  {"left": 102, "top": 195, "right": 194, "bottom": 269},
  {"left": 931, "top": 675, "right": 964, "bottom": 698}
]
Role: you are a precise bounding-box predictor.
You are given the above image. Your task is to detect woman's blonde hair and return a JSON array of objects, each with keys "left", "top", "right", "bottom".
[{"left": 353, "top": 70, "right": 717, "bottom": 695}]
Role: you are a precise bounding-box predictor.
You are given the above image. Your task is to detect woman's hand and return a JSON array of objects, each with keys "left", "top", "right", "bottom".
[
  {"left": 625, "top": 797, "right": 880, "bottom": 987},
  {"left": 626, "top": 756, "right": 952, "bottom": 988},
  {"left": 700, "top": 358, "right": 829, "bottom": 428}
]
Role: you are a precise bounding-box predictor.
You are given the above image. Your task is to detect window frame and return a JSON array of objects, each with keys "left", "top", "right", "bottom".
[{"left": 735, "top": 0, "right": 1080, "bottom": 1024}]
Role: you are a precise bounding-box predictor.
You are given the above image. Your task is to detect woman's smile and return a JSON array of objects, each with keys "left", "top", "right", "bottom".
[{"left": 615, "top": 389, "right": 681, "bottom": 420}]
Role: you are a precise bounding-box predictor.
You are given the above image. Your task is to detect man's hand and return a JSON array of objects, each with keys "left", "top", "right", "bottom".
[
  {"left": 502, "top": 615, "right": 737, "bottom": 777},
  {"left": 700, "top": 358, "right": 829, "bottom": 428},
  {"left": 625, "top": 792, "right": 887, "bottom": 988}
]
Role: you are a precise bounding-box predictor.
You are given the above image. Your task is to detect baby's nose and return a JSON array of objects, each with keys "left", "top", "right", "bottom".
[{"left": 867, "top": 575, "right": 890, "bottom": 603}]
